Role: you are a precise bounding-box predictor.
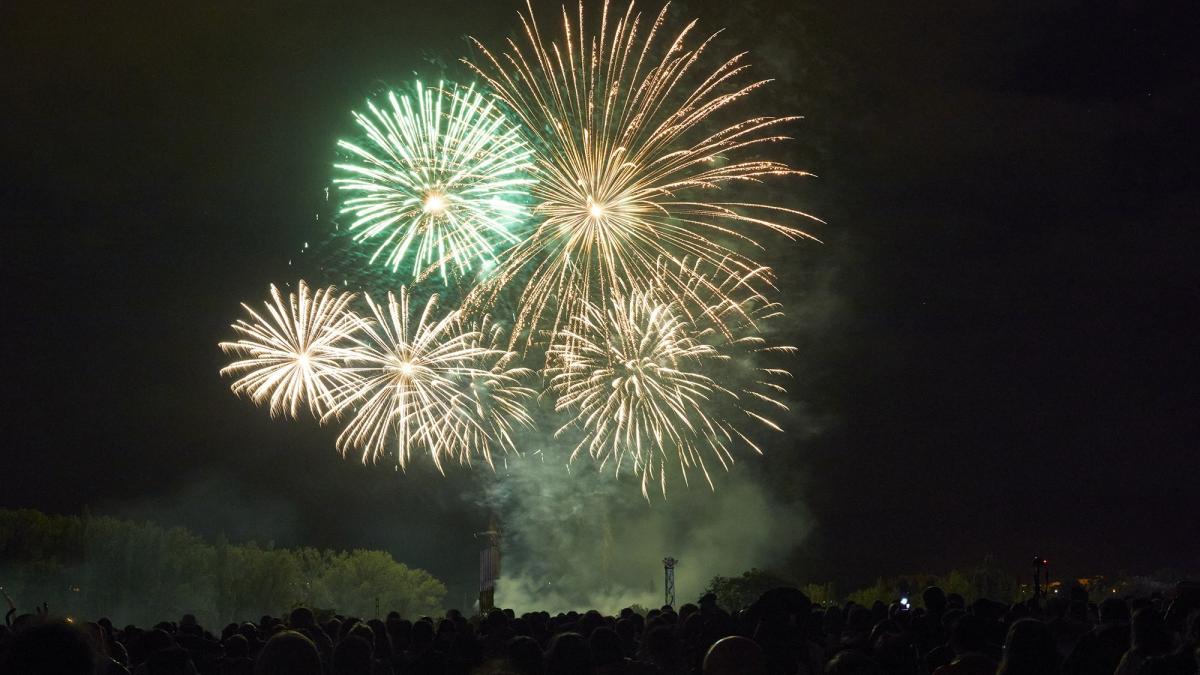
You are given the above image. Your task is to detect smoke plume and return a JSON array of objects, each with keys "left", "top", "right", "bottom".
[{"left": 476, "top": 454, "right": 812, "bottom": 614}]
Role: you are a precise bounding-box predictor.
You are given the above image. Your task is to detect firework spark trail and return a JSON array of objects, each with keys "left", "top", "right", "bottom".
[
  {"left": 464, "top": 0, "right": 822, "bottom": 346},
  {"left": 327, "top": 288, "right": 534, "bottom": 471},
  {"left": 335, "top": 81, "right": 534, "bottom": 283},
  {"left": 454, "top": 315, "right": 539, "bottom": 466},
  {"left": 546, "top": 271, "right": 792, "bottom": 497},
  {"left": 219, "top": 281, "right": 361, "bottom": 419}
]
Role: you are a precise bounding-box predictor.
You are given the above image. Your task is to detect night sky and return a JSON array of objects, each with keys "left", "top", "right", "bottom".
[{"left": 3, "top": 0, "right": 1197, "bottom": 601}]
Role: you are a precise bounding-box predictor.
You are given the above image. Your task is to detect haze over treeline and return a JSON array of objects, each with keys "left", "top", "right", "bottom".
[{"left": 0, "top": 509, "right": 446, "bottom": 627}]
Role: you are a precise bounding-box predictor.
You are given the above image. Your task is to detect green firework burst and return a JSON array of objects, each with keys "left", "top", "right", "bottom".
[{"left": 334, "top": 81, "right": 533, "bottom": 283}]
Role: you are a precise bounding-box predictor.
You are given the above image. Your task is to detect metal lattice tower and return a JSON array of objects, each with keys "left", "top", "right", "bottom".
[{"left": 663, "top": 557, "right": 678, "bottom": 607}]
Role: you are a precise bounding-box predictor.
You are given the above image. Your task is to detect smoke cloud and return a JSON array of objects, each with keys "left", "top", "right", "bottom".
[
  {"left": 100, "top": 474, "right": 302, "bottom": 547},
  {"left": 475, "top": 455, "right": 812, "bottom": 614}
]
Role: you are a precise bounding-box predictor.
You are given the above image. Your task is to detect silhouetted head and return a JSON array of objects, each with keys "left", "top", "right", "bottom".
[
  {"left": 922, "top": 586, "right": 947, "bottom": 614},
  {"left": 367, "top": 618, "right": 392, "bottom": 657},
  {"left": 337, "top": 617, "right": 360, "bottom": 643},
  {"left": 950, "top": 614, "right": 988, "bottom": 655},
  {"left": 486, "top": 608, "right": 508, "bottom": 629},
  {"left": 110, "top": 639, "right": 130, "bottom": 667},
  {"left": 578, "top": 610, "right": 604, "bottom": 637},
  {"left": 1130, "top": 607, "right": 1171, "bottom": 655},
  {"left": 224, "top": 634, "right": 250, "bottom": 658},
  {"left": 144, "top": 646, "right": 196, "bottom": 675},
  {"left": 349, "top": 622, "right": 374, "bottom": 646},
  {"left": 545, "top": 632, "right": 589, "bottom": 675},
  {"left": 1185, "top": 610, "right": 1200, "bottom": 645},
  {"left": 998, "top": 619, "right": 1057, "bottom": 675},
  {"left": 82, "top": 621, "right": 110, "bottom": 658},
  {"left": 388, "top": 618, "right": 412, "bottom": 651},
  {"left": 826, "top": 650, "right": 884, "bottom": 675},
  {"left": 450, "top": 632, "right": 483, "bottom": 669},
  {"left": 142, "top": 628, "right": 176, "bottom": 655},
  {"left": 589, "top": 627, "right": 623, "bottom": 667},
  {"left": 846, "top": 605, "right": 873, "bottom": 633},
  {"left": 824, "top": 605, "right": 846, "bottom": 634},
  {"left": 505, "top": 635, "right": 544, "bottom": 675},
  {"left": 410, "top": 619, "right": 435, "bottom": 650},
  {"left": 702, "top": 635, "right": 766, "bottom": 675},
  {"left": 254, "top": 630, "right": 321, "bottom": 675},
  {"left": 2, "top": 621, "right": 94, "bottom": 675},
  {"left": 332, "top": 635, "right": 372, "bottom": 675},
  {"left": 941, "top": 608, "right": 966, "bottom": 632},
  {"left": 1045, "top": 596, "right": 1068, "bottom": 619},
  {"left": 640, "top": 624, "right": 681, "bottom": 667},
  {"left": 289, "top": 607, "right": 315, "bottom": 629},
  {"left": 1098, "top": 597, "right": 1130, "bottom": 625}
]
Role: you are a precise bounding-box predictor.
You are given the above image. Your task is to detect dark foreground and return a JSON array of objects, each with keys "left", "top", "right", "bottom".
[{"left": 2, "top": 585, "right": 1199, "bottom": 675}]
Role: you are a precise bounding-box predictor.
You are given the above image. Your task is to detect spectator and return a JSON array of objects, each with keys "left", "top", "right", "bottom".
[
  {"left": 333, "top": 634, "right": 374, "bottom": 675},
  {"left": 703, "top": 635, "right": 766, "bottom": 675},
  {"left": 1062, "top": 596, "right": 1130, "bottom": 675},
  {"left": 2, "top": 620, "right": 95, "bottom": 675},
  {"left": 254, "top": 630, "right": 322, "bottom": 675},
  {"left": 998, "top": 619, "right": 1058, "bottom": 675},
  {"left": 545, "top": 632, "right": 590, "bottom": 675},
  {"left": 932, "top": 615, "right": 995, "bottom": 675},
  {"left": 84, "top": 621, "right": 131, "bottom": 675},
  {"left": 1115, "top": 607, "right": 1174, "bottom": 675},
  {"left": 505, "top": 635, "right": 544, "bottom": 675},
  {"left": 8, "top": 582, "right": 1200, "bottom": 675},
  {"left": 219, "top": 634, "right": 254, "bottom": 675},
  {"left": 825, "top": 650, "right": 883, "bottom": 675}
]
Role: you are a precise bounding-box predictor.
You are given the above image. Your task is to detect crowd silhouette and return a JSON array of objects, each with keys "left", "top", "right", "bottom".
[{"left": 2, "top": 584, "right": 1199, "bottom": 674}]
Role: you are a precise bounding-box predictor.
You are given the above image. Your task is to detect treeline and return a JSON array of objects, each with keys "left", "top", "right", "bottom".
[
  {"left": 0, "top": 509, "right": 446, "bottom": 627},
  {"left": 706, "top": 557, "right": 1020, "bottom": 611},
  {"left": 840, "top": 557, "right": 1019, "bottom": 607}
]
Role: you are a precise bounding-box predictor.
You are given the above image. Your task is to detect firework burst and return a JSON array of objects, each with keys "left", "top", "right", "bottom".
[
  {"left": 547, "top": 273, "right": 791, "bottom": 497},
  {"left": 335, "top": 81, "right": 534, "bottom": 283},
  {"left": 220, "top": 281, "right": 360, "bottom": 418},
  {"left": 455, "top": 315, "right": 539, "bottom": 465},
  {"left": 328, "top": 288, "right": 533, "bottom": 470},
  {"left": 465, "top": 0, "right": 821, "bottom": 345},
  {"left": 217, "top": 1, "right": 818, "bottom": 494}
]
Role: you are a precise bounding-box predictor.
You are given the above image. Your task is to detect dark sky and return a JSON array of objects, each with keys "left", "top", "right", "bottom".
[{"left": 2, "top": 0, "right": 1197, "bottom": 600}]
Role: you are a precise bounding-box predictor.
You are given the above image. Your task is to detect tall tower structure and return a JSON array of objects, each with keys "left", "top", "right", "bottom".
[
  {"left": 1032, "top": 555, "right": 1048, "bottom": 598},
  {"left": 476, "top": 516, "right": 502, "bottom": 612},
  {"left": 663, "top": 557, "right": 678, "bottom": 607}
]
